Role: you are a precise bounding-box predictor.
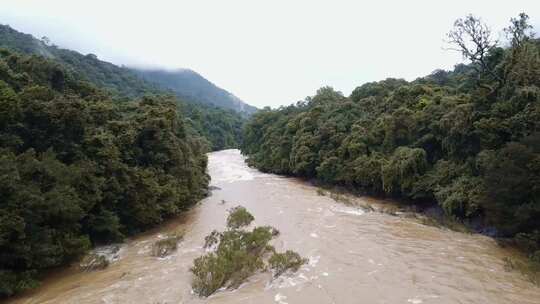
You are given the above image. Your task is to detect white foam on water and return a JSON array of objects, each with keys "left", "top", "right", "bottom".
[
  {"left": 157, "top": 254, "right": 176, "bottom": 261},
  {"left": 102, "top": 294, "right": 115, "bottom": 304},
  {"left": 269, "top": 272, "right": 312, "bottom": 290},
  {"left": 331, "top": 206, "right": 365, "bottom": 216},
  {"left": 308, "top": 255, "right": 320, "bottom": 267},
  {"left": 213, "top": 164, "right": 255, "bottom": 183},
  {"left": 275, "top": 293, "right": 288, "bottom": 304},
  {"left": 181, "top": 247, "right": 200, "bottom": 254},
  {"left": 209, "top": 150, "right": 269, "bottom": 183},
  {"left": 86, "top": 244, "right": 123, "bottom": 264},
  {"left": 135, "top": 240, "right": 150, "bottom": 246},
  {"left": 137, "top": 247, "right": 150, "bottom": 255},
  {"left": 310, "top": 232, "right": 319, "bottom": 238}
]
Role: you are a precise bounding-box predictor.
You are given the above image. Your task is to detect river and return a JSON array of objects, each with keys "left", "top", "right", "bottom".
[{"left": 7, "top": 149, "right": 540, "bottom": 304}]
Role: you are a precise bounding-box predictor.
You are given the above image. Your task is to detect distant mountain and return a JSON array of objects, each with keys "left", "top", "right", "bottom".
[
  {"left": 0, "top": 24, "right": 257, "bottom": 114},
  {"left": 133, "top": 68, "right": 257, "bottom": 115},
  {"left": 0, "top": 24, "right": 160, "bottom": 97}
]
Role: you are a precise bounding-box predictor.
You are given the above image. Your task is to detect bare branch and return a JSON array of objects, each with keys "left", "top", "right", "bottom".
[
  {"left": 446, "top": 14, "right": 502, "bottom": 93},
  {"left": 504, "top": 12, "right": 535, "bottom": 48}
]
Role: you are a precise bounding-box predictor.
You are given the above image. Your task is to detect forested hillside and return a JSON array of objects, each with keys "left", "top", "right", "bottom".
[
  {"left": 0, "top": 24, "right": 160, "bottom": 97},
  {"left": 0, "top": 24, "right": 250, "bottom": 150},
  {"left": 134, "top": 68, "right": 257, "bottom": 115},
  {"left": 183, "top": 101, "right": 243, "bottom": 151},
  {"left": 242, "top": 14, "right": 540, "bottom": 261},
  {"left": 0, "top": 49, "right": 209, "bottom": 296}
]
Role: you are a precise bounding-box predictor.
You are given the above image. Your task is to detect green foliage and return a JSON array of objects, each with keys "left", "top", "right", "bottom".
[
  {"left": 381, "top": 147, "right": 428, "bottom": 196},
  {"left": 503, "top": 256, "right": 540, "bottom": 285},
  {"left": 0, "top": 24, "right": 159, "bottom": 98},
  {"left": 183, "top": 101, "right": 245, "bottom": 151},
  {"left": 192, "top": 227, "right": 273, "bottom": 297},
  {"left": 226, "top": 206, "right": 255, "bottom": 229},
  {"left": 241, "top": 14, "right": 540, "bottom": 268},
  {"left": 0, "top": 49, "right": 209, "bottom": 297},
  {"left": 151, "top": 232, "right": 184, "bottom": 258},
  {"left": 80, "top": 254, "right": 110, "bottom": 272},
  {"left": 133, "top": 69, "right": 257, "bottom": 115},
  {"left": 268, "top": 250, "right": 308, "bottom": 278},
  {"left": 191, "top": 207, "right": 304, "bottom": 297},
  {"left": 0, "top": 24, "right": 249, "bottom": 151},
  {"left": 434, "top": 176, "right": 483, "bottom": 218},
  {"left": 478, "top": 135, "right": 540, "bottom": 235}
]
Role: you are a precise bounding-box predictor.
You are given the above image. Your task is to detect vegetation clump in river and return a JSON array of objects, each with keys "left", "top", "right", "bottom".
[
  {"left": 151, "top": 231, "right": 185, "bottom": 258},
  {"left": 80, "top": 254, "right": 110, "bottom": 272},
  {"left": 190, "top": 206, "right": 306, "bottom": 297},
  {"left": 268, "top": 250, "right": 308, "bottom": 278}
]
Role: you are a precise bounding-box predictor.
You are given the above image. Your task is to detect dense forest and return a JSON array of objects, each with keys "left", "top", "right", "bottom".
[
  {"left": 0, "top": 23, "right": 255, "bottom": 297},
  {"left": 183, "top": 101, "right": 243, "bottom": 151},
  {"left": 0, "top": 24, "right": 250, "bottom": 150},
  {"left": 242, "top": 14, "right": 540, "bottom": 262},
  {"left": 0, "top": 48, "right": 210, "bottom": 296},
  {"left": 0, "top": 24, "right": 160, "bottom": 98}
]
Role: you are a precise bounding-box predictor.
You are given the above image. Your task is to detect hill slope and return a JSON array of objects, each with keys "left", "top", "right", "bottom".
[
  {"left": 133, "top": 68, "right": 257, "bottom": 115},
  {"left": 0, "top": 24, "right": 249, "bottom": 150},
  {"left": 0, "top": 24, "right": 159, "bottom": 97},
  {"left": 0, "top": 24, "right": 256, "bottom": 114}
]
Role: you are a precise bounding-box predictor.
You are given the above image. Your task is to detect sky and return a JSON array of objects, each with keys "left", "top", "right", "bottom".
[{"left": 1, "top": 1, "right": 539, "bottom": 108}]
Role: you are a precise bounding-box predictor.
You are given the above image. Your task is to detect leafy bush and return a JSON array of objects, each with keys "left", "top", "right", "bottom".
[
  {"left": 269, "top": 250, "right": 308, "bottom": 278},
  {"left": 80, "top": 254, "right": 110, "bottom": 272},
  {"left": 226, "top": 206, "right": 255, "bottom": 229},
  {"left": 191, "top": 207, "right": 305, "bottom": 297},
  {"left": 151, "top": 232, "right": 184, "bottom": 258}
]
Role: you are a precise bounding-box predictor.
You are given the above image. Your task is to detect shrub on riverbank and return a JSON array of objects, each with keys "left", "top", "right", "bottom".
[{"left": 191, "top": 207, "right": 306, "bottom": 297}]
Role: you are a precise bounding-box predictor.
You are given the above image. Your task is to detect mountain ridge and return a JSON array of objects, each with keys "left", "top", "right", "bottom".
[
  {"left": 132, "top": 67, "right": 257, "bottom": 115},
  {"left": 0, "top": 23, "right": 256, "bottom": 114}
]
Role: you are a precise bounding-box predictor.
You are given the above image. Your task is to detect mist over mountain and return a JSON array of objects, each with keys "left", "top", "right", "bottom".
[
  {"left": 132, "top": 68, "right": 257, "bottom": 115},
  {"left": 0, "top": 24, "right": 256, "bottom": 114}
]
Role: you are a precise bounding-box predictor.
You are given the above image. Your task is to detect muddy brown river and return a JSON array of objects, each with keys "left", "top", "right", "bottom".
[{"left": 7, "top": 150, "right": 540, "bottom": 304}]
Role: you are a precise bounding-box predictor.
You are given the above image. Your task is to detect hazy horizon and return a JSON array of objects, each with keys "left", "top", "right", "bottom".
[{"left": 1, "top": 0, "right": 539, "bottom": 108}]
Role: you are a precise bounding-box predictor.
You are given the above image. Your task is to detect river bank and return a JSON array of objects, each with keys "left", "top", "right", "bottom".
[{"left": 6, "top": 150, "right": 540, "bottom": 304}]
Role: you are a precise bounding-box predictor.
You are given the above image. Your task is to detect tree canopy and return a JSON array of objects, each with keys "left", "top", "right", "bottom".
[
  {"left": 0, "top": 49, "right": 209, "bottom": 297},
  {"left": 242, "top": 13, "right": 540, "bottom": 262},
  {"left": 0, "top": 24, "right": 250, "bottom": 151}
]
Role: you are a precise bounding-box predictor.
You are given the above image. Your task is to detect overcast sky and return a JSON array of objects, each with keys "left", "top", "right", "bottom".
[{"left": 1, "top": 1, "right": 539, "bottom": 108}]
